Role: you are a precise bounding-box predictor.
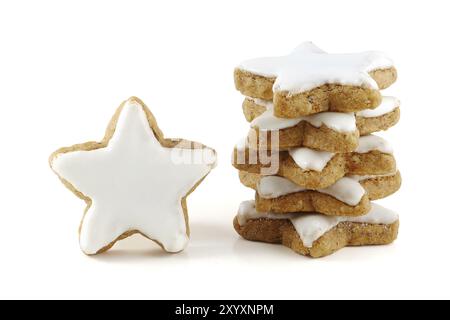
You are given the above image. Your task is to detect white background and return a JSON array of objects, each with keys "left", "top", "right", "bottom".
[{"left": 0, "top": 0, "right": 448, "bottom": 300}]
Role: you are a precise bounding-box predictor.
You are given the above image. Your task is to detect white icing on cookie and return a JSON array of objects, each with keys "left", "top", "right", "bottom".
[
  {"left": 250, "top": 99, "right": 356, "bottom": 132},
  {"left": 257, "top": 176, "right": 365, "bottom": 206},
  {"left": 247, "top": 97, "right": 274, "bottom": 109},
  {"left": 290, "top": 214, "right": 342, "bottom": 249},
  {"left": 357, "top": 96, "right": 400, "bottom": 118},
  {"left": 51, "top": 99, "right": 216, "bottom": 255},
  {"left": 237, "top": 200, "right": 291, "bottom": 226},
  {"left": 356, "top": 135, "right": 393, "bottom": 154},
  {"left": 248, "top": 95, "right": 399, "bottom": 129},
  {"left": 288, "top": 148, "right": 335, "bottom": 172},
  {"left": 318, "top": 177, "right": 366, "bottom": 206},
  {"left": 250, "top": 103, "right": 300, "bottom": 131},
  {"left": 237, "top": 201, "right": 399, "bottom": 248},
  {"left": 257, "top": 176, "right": 307, "bottom": 199},
  {"left": 289, "top": 204, "right": 399, "bottom": 248},
  {"left": 304, "top": 112, "right": 356, "bottom": 133},
  {"left": 238, "top": 42, "right": 394, "bottom": 94}
]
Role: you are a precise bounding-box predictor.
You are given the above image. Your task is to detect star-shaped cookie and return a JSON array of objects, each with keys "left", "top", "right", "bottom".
[
  {"left": 235, "top": 42, "right": 397, "bottom": 118},
  {"left": 50, "top": 97, "right": 216, "bottom": 255},
  {"left": 233, "top": 135, "right": 396, "bottom": 189},
  {"left": 234, "top": 200, "right": 399, "bottom": 258}
]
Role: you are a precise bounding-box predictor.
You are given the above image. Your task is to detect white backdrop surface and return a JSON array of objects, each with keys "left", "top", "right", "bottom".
[{"left": 0, "top": 0, "right": 448, "bottom": 299}]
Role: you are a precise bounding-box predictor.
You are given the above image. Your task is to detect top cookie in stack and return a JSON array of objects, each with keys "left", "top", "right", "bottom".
[
  {"left": 232, "top": 43, "right": 401, "bottom": 258},
  {"left": 235, "top": 42, "right": 397, "bottom": 117}
]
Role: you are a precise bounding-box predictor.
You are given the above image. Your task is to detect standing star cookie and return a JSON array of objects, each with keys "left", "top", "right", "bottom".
[{"left": 50, "top": 97, "right": 216, "bottom": 255}]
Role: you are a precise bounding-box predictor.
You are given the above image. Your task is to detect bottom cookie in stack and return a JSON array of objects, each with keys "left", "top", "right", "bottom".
[{"left": 234, "top": 200, "right": 399, "bottom": 258}]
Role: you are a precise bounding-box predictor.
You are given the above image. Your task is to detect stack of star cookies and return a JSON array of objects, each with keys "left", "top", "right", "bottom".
[{"left": 231, "top": 43, "right": 401, "bottom": 258}]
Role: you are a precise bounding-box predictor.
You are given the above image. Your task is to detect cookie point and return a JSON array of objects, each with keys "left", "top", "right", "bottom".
[
  {"left": 125, "top": 96, "right": 145, "bottom": 108},
  {"left": 163, "top": 233, "right": 189, "bottom": 253},
  {"left": 293, "top": 41, "right": 325, "bottom": 54}
]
